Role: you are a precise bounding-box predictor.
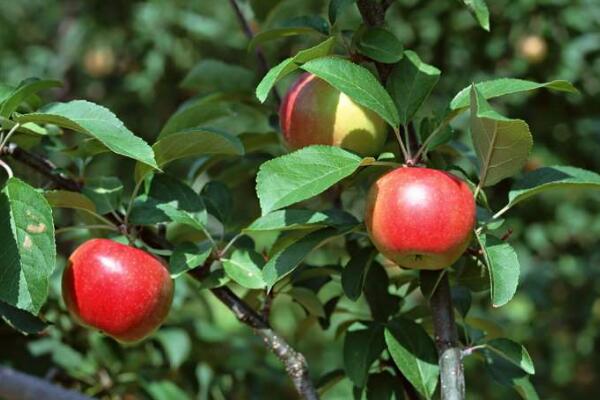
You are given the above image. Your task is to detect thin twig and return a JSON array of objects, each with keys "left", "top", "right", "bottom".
[
  {"left": 55, "top": 225, "right": 119, "bottom": 235},
  {"left": 204, "top": 282, "right": 318, "bottom": 400},
  {"left": 228, "top": 0, "right": 281, "bottom": 105}
]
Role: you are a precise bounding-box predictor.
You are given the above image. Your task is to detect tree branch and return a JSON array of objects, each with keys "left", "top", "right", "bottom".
[
  {"left": 2, "top": 143, "right": 81, "bottom": 191},
  {"left": 356, "top": 0, "right": 393, "bottom": 82},
  {"left": 4, "top": 143, "right": 319, "bottom": 400},
  {"left": 0, "top": 367, "right": 93, "bottom": 400},
  {"left": 425, "top": 271, "right": 465, "bottom": 400},
  {"left": 208, "top": 285, "right": 317, "bottom": 399},
  {"left": 228, "top": 0, "right": 281, "bottom": 105}
]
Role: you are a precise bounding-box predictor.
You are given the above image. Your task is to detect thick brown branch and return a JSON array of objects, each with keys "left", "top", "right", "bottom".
[
  {"left": 5, "top": 143, "right": 318, "bottom": 400},
  {"left": 356, "top": 0, "right": 393, "bottom": 82},
  {"left": 425, "top": 271, "right": 465, "bottom": 400},
  {"left": 0, "top": 367, "right": 93, "bottom": 400}
]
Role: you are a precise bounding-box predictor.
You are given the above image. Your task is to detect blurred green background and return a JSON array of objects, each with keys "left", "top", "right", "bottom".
[{"left": 1, "top": 0, "right": 599, "bottom": 399}]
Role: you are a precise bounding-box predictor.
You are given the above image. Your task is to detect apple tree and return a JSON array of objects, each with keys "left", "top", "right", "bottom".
[{"left": 0, "top": 0, "right": 598, "bottom": 399}]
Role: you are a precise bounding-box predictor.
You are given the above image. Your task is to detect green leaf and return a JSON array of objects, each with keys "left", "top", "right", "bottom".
[
  {"left": 0, "top": 300, "right": 47, "bottom": 335},
  {"left": 202, "top": 181, "right": 233, "bottom": 225},
  {"left": 301, "top": 57, "right": 400, "bottom": 127},
  {"left": 288, "top": 287, "right": 326, "bottom": 317},
  {"left": 451, "top": 78, "right": 578, "bottom": 110},
  {"left": 387, "top": 50, "right": 441, "bottom": 125},
  {"left": 262, "top": 227, "right": 344, "bottom": 288},
  {"left": 385, "top": 318, "right": 439, "bottom": 399},
  {"left": 136, "top": 127, "right": 244, "bottom": 182},
  {"left": 277, "top": 15, "right": 330, "bottom": 35},
  {"left": 356, "top": 27, "right": 403, "bottom": 64},
  {"left": 0, "top": 78, "right": 62, "bottom": 117},
  {"left": 180, "top": 59, "right": 255, "bottom": 92},
  {"left": 485, "top": 350, "right": 539, "bottom": 400},
  {"left": 486, "top": 338, "right": 535, "bottom": 375},
  {"left": 129, "top": 174, "right": 206, "bottom": 226},
  {"left": 222, "top": 249, "right": 266, "bottom": 289},
  {"left": 256, "top": 145, "right": 362, "bottom": 215},
  {"left": 316, "top": 369, "right": 346, "bottom": 396},
  {"left": 193, "top": 268, "right": 230, "bottom": 290},
  {"left": 452, "top": 286, "right": 472, "bottom": 318},
  {"left": 169, "top": 242, "right": 212, "bottom": 278},
  {"left": 244, "top": 208, "right": 357, "bottom": 233},
  {"left": 461, "top": 0, "right": 490, "bottom": 31},
  {"left": 256, "top": 37, "right": 336, "bottom": 103},
  {"left": 366, "top": 371, "right": 404, "bottom": 400},
  {"left": 155, "top": 328, "right": 192, "bottom": 370},
  {"left": 145, "top": 381, "right": 189, "bottom": 400},
  {"left": 477, "top": 233, "right": 520, "bottom": 307},
  {"left": 507, "top": 166, "right": 600, "bottom": 208},
  {"left": 342, "top": 247, "right": 375, "bottom": 301},
  {"left": 363, "top": 262, "right": 399, "bottom": 322},
  {"left": 28, "top": 338, "right": 97, "bottom": 378},
  {"left": 17, "top": 100, "right": 158, "bottom": 168},
  {"left": 0, "top": 178, "right": 55, "bottom": 314},
  {"left": 44, "top": 190, "right": 97, "bottom": 213},
  {"left": 249, "top": 27, "right": 326, "bottom": 52},
  {"left": 470, "top": 85, "right": 532, "bottom": 187},
  {"left": 344, "top": 324, "right": 386, "bottom": 387},
  {"left": 159, "top": 94, "right": 233, "bottom": 138},
  {"left": 82, "top": 177, "right": 123, "bottom": 215},
  {"left": 329, "top": 0, "right": 356, "bottom": 24}
]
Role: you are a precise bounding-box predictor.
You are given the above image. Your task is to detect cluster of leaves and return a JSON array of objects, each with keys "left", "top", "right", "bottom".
[{"left": 1, "top": 0, "right": 600, "bottom": 399}]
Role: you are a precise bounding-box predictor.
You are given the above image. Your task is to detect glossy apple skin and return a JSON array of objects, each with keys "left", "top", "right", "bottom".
[
  {"left": 62, "top": 239, "right": 174, "bottom": 343},
  {"left": 365, "top": 167, "right": 475, "bottom": 270},
  {"left": 279, "top": 73, "right": 388, "bottom": 156}
]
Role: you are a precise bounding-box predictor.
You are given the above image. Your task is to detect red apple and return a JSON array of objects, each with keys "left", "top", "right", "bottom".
[
  {"left": 280, "top": 72, "right": 388, "bottom": 156},
  {"left": 62, "top": 239, "right": 174, "bottom": 342},
  {"left": 365, "top": 167, "right": 475, "bottom": 269}
]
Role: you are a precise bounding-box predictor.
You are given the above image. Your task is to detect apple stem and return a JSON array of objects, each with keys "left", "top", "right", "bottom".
[
  {"left": 402, "top": 124, "right": 413, "bottom": 160},
  {"left": 220, "top": 233, "right": 243, "bottom": 257},
  {"left": 412, "top": 113, "right": 457, "bottom": 164},
  {"left": 0, "top": 122, "right": 20, "bottom": 154},
  {"left": 0, "top": 159, "right": 13, "bottom": 179},
  {"left": 393, "top": 127, "right": 411, "bottom": 163},
  {"left": 425, "top": 271, "right": 465, "bottom": 400}
]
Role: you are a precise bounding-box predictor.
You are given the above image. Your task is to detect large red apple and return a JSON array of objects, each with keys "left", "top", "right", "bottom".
[
  {"left": 62, "top": 239, "right": 174, "bottom": 342},
  {"left": 280, "top": 72, "right": 388, "bottom": 156},
  {"left": 365, "top": 167, "right": 475, "bottom": 269}
]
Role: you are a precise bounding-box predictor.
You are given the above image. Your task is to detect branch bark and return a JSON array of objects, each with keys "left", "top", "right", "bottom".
[
  {"left": 209, "top": 285, "right": 317, "bottom": 400},
  {"left": 426, "top": 271, "right": 465, "bottom": 400},
  {"left": 0, "top": 367, "right": 94, "bottom": 400},
  {"left": 4, "top": 143, "right": 318, "bottom": 400}
]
